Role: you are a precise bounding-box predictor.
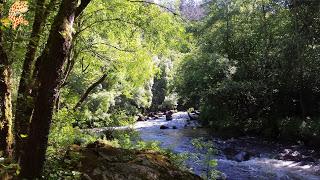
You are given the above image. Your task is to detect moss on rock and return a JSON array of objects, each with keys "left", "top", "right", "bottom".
[{"left": 66, "top": 140, "right": 202, "bottom": 180}]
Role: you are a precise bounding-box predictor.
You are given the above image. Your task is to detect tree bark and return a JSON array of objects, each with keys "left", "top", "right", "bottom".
[
  {"left": 0, "top": 1, "right": 13, "bottom": 159},
  {"left": 0, "top": 44, "right": 13, "bottom": 159},
  {"left": 73, "top": 73, "right": 108, "bottom": 110},
  {"left": 14, "top": 0, "right": 58, "bottom": 160},
  {"left": 19, "top": 0, "right": 81, "bottom": 178}
]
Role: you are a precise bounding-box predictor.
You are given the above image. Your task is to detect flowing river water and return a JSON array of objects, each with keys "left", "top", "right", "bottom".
[{"left": 132, "top": 112, "right": 320, "bottom": 180}]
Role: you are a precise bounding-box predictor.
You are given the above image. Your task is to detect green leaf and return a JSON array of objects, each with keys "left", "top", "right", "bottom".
[
  {"left": 0, "top": 18, "right": 11, "bottom": 28},
  {"left": 209, "top": 160, "right": 217, "bottom": 167},
  {"left": 20, "top": 134, "right": 28, "bottom": 138}
]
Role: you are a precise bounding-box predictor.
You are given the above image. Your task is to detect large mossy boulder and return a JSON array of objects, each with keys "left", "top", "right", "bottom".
[{"left": 66, "top": 141, "right": 202, "bottom": 180}]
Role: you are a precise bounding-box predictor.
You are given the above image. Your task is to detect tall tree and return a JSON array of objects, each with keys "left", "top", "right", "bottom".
[
  {"left": 0, "top": 0, "right": 13, "bottom": 159},
  {"left": 14, "top": 0, "right": 58, "bottom": 161},
  {"left": 20, "top": 0, "right": 91, "bottom": 178}
]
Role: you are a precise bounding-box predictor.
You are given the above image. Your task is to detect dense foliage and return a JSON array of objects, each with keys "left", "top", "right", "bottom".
[
  {"left": 174, "top": 0, "right": 320, "bottom": 144},
  {"left": 59, "top": 0, "right": 187, "bottom": 128},
  {"left": 0, "top": 0, "right": 188, "bottom": 178}
]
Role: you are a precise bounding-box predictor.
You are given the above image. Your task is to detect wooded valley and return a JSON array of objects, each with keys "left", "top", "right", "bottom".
[{"left": 0, "top": 0, "right": 319, "bottom": 179}]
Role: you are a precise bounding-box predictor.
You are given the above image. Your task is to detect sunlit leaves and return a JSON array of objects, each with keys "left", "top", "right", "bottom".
[
  {"left": 0, "top": 18, "right": 10, "bottom": 28},
  {"left": 20, "top": 134, "right": 28, "bottom": 138},
  {"left": 0, "top": 0, "right": 29, "bottom": 30},
  {"left": 64, "top": 0, "right": 188, "bottom": 114},
  {"left": 8, "top": 0, "right": 29, "bottom": 29}
]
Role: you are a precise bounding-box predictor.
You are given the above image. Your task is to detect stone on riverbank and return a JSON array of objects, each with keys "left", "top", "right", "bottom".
[{"left": 66, "top": 140, "right": 202, "bottom": 180}]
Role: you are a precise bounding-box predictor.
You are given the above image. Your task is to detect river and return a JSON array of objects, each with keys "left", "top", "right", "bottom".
[{"left": 133, "top": 112, "right": 320, "bottom": 180}]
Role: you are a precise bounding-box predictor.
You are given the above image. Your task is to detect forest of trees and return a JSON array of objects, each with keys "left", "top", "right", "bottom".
[
  {"left": 0, "top": 0, "right": 187, "bottom": 178},
  {"left": 175, "top": 0, "right": 320, "bottom": 144},
  {"left": 0, "top": 0, "right": 319, "bottom": 179}
]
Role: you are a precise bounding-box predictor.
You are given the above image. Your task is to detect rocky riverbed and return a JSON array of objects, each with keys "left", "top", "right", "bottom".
[{"left": 133, "top": 112, "right": 320, "bottom": 180}]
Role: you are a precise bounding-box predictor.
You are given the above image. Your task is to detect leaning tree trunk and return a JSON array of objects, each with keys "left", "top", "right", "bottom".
[
  {"left": 0, "top": 1, "right": 13, "bottom": 159},
  {"left": 19, "top": 0, "right": 81, "bottom": 178}
]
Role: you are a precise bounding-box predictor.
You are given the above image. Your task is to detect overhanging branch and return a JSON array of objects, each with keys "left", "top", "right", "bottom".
[
  {"left": 128, "top": 0, "right": 180, "bottom": 16},
  {"left": 75, "top": 18, "right": 140, "bottom": 36},
  {"left": 75, "top": 0, "right": 92, "bottom": 18}
]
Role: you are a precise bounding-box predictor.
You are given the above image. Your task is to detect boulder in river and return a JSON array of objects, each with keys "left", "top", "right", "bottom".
[
  {"left": 165, "top": 111, "right": 173, "bottom": 121},
  {"left": 160, "top": 125, "right": 169, "bottom": 129},
  {"left": 277, "top": 149, "right": 303, "bottom": 162},
  {"left": 148, "top": 112, "right": 156, "bottom": 118},
  {"left": 147, "top": 112, "right": 161, "bottom": 120},
  {"left": 187, "top": 112, "right": 199, "bottom": 120},
  {"left": 172, "top": 126, "right": 177, "bottom": 129},
  {"left": 223, "top": 147, "right": 252, "bottom": 162},
  {"left": 137, "top": 114, "right": 146, "bottom": 121},
  {"left": 223, "top": 147, "right": 238, "bottom": 158},
  {"left": 234, "top": 151, "right": 251, "bottom": 162}
]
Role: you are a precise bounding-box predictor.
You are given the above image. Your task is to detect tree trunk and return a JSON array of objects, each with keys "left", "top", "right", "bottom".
[
  {"left": 19, "top": 0, "right": 80, "bottom": 178},
  {"left": 0, "top": 1, "right": 13, "bottom": 159},
  {"left": 14, "top": 0, "right": 57, "bottom": 160},
  {"left": 73, "top": 74, "right": 108, "bottom": 110},
  {"left": 0, "top": 46, "right": 13, "bottom": 159}
]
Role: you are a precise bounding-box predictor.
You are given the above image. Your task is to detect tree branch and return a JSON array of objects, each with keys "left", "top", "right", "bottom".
[
  {"left": 75, "top": 18, "right": 140, "bottom": 36},
  {"left": 75, "top": 0, "right": 92, "bottom": 18},
  {"left": 128, "top": 0, "right": 180, "bottom": 16},
  {"left": 73, "top": 73, "right": 108, "bottom": 110},
  {"left": 100, "top": 42, "right": 136, "bottom": 52}
]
